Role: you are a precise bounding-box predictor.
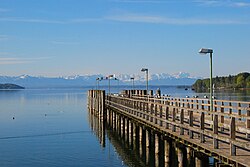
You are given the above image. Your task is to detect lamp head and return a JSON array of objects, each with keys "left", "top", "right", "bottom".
[
  {"left": 130, "top": 77, "right": 134, "bottom": 80},
  {"left": 199, "top": 48, "right": 213, "bottom": 54},
  {"left": 141, "top": 68, "right": 148, "bottom": 72}
]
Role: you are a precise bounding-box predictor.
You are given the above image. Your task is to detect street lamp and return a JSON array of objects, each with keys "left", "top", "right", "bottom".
[
  {"left": 114, "top": 77, "right": 119, "bottom": 93},
  {"left": 108, "top": 74, "right": 114, "bottom": 94},
  {"left": 141, "top": 68, "right": 148, "bottom": 94},
  {"left": 96, "top": 78, "right": 100, "bottom": 90},
  {"left": 130, "top": 77, "right": 135, "bottom": 90},
  {"left": 199, "top": 48, "right": 213, "bottom": 113},
  {"left": 96, "top": 77, "right": 103, "bottom": 90}
]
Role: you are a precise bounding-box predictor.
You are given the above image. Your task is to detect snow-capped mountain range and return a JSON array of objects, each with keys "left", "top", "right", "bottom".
[{"left": 0, "top": 72, "right": 198, "bottom": 88}]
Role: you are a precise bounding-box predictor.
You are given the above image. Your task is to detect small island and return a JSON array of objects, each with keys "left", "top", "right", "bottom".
[
  {"left": 192, "top": 72, "right": 250, "bottom": 92},
  {"left": 0, "top": 83, "right": 25, "bottom": 89}
]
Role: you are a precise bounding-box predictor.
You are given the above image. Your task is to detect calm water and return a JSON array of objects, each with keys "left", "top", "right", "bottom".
[
  {"left": 0, "top": 86, "right": 249, "bottom": 166},
  {"left": 0, "top": 88, "right": 125, "bottom": 167}
]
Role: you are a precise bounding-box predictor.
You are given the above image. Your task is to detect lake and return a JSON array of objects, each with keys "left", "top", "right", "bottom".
[{"left": 0, "top": 86, "right": 249, "bottom": 166}]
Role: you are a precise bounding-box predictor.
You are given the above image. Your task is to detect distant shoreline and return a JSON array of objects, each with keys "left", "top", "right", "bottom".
[{"left": 0, "top": 84, "right": 25, "bottom": 90}]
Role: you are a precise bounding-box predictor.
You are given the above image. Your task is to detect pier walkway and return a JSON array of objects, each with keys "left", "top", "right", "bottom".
[{"left": 88, "top": 90, "right": 250, "bottom": 167}]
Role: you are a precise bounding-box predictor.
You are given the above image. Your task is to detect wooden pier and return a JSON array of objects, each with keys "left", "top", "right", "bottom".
[{"left": 88, "top": 90, "right": 250, "bottom": 167}]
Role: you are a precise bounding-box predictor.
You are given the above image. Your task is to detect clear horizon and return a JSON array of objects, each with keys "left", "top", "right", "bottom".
[{"left": 0, "top": 0, "right": 249, "bottom": 77}]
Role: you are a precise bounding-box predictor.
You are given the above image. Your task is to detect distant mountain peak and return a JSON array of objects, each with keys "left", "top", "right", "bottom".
[
  {"left": 0, "top": 72, "right": 198, "bottom": 88},
  {"left": 173, "top": 72, "right": 191, "bottom": 78},
  {"left": 19, "top": 74, "right": 30, "bottom": 79},
  {"left": 63, "top": 75, "right": 80, "bottom": 80}
]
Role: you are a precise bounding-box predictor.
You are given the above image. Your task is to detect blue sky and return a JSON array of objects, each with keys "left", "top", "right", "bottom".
[{"left": 0, "top": 0, "right": 249, "bottom": 77}]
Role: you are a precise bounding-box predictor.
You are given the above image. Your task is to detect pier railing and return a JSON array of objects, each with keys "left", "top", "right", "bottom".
[
  {"left": 88, "top": 90, "right": 250, "bottom": 166},
  {"left": 132, "top": 95, "right": 250, "bottom": 139},
  {"left": 106, "top": 94, "right": 250, "bottom": 158}
]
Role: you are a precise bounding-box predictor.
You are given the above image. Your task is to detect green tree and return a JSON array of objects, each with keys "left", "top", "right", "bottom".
[
  {"left": 246, "top": 76, "right": 250, "bottom": 88},
  {"left": 192, "top": 72, "right": 250, "bottom": 91},
  {"left": 193, "top": 79, "right": 204, "bottom": 91},
  {"left": 225, "top": 77, "right": 231, "bottom": 87},
  {"left": 204, "top": 79, "right": 210, "bottom": 89},
  {"left": 236, "top": 75, "right": 245, "bottom": 88}
]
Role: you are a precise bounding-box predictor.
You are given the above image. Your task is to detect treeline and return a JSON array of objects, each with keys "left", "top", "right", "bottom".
[{"left": 192, "top": 72, "right": 250, "bottom": 92}]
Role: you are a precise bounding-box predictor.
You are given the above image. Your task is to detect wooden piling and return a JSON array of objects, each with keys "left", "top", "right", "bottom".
[{"left": 164, "top": 139, "right": 170, "bottom": 167}]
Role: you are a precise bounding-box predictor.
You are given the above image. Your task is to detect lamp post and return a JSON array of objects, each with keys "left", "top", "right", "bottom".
[
  {"left": 96, "top": 78, "right": 100, "bottom": 90},
  {"left": 114, "top": 77, "right": 119, "bottom": 93},
  {"left": 100, "top": 77, "right": 103, "bottom": 90},
  {"left": 130, "top": 77, "right": 135, "bottom": 90},
  {"left": 108, "top": 74, "right": 114, "bottom": 95},
  {"left": 199, "top": 48, "right": 213, "bottom": 112},
  {"left": 141, "top": 68, "right": 148, "bottom": 94}
]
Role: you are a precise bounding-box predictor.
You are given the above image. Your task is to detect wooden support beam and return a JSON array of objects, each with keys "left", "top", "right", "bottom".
[
  {"left": 201, "top": 100, "right": 204, "bottom": 110},
  {"left": 165, "top": 105, "right": 169, "bottom": 129},
  {"left": 143, "top": 102, "right": 146, "bottom": 119},
  {"left": 247, "top": 104, "right": 250, "bottom": 139},
  {"left": 230, "top": 117, "right": 236, "bottom": 156},
  {"left": 172, "top": 108, "right": 176, "bottom": 132},
  {"left": 189, "top": 110, "right": 193, "bottom": 139},
  {"left": 214, "top": 101, "right": 217, "bottom": 112},
  {"left": 159, "top": 105, "right": 163, "bottom": 127},
  {"left": 155, "top": 104, "right": 158, "bottom": 124},
  {"left": 200, "top": 112, "right": 205, "bottom": 143},
  {"left": 180, "top": 109, "right": 184, "bottom": 135},
  {"left": 213, "top": 114, "right": 219, "bottom": 149},
  {"left": 220, "top": 102, "right": 224, "bottom": 131},
  {"left": 187, "top": 99, "right": 190, "bottom": 109},
  {"left": 146, "top": 103, "right": 149, "bottom": 121},
  {"left": 229, "top": 102, "right": 232, "bottom": 114},
  {"left": 238, "top": 103, "right": 242, "bottom": 121},
  {"left": 150, "top": 104, "right": 154, "bottom": 122},
  {"left": 196, "top": 99, "right": 199, "bottom": 110}
]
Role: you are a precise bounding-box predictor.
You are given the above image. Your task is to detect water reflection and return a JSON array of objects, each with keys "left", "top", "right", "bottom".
[
  {"left": 193, "top": 89, "right": 250, "bottom": 101},
  {"left": 88, "top": 110, "right": 220, "bottom": 167},
  {"left": 214, "top": 89, "right": 250, "bottom": 101},
  {"left": 88, "top": 112, "right": 146, "bottom": 167},
  {"left": 0, "top": 88, "right": 246, "bottom": 166}
]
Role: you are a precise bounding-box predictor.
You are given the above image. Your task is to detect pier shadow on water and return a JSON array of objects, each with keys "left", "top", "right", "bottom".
[{"left": 88, "top": 110, "right": 219, "bottom": 167}]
